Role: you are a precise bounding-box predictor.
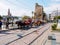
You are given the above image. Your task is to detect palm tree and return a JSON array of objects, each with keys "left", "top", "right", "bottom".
[{"left": 32, "top": 11, "right": 34, "bottom": 16}]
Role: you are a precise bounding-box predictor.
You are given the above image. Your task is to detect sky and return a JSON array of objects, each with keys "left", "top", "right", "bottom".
[{"left": 0, "top": 0, "right": 60, "bottom": 17}]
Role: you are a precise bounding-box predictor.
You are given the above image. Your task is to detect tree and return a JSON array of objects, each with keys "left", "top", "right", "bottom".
[
  {"left": 0, "top": 16, "right": 3, "bottom": 20},
  {"left": 57, "top": 16, "right": 60, "bottom": 19},
  {"left": 54, "top": 16, "right": 60, "bottom": 20},
  {"left": 22, "top": 16, "right": 30, "bottom": 21},
  {"left": 43, "top": 12, "right": 47, "bottom": 20},
  {"left": 14, "top": 16, "right": 19, "bottom": 19},
  {"left": 54, "top": 16, "right": 60, "bottom": 22}
]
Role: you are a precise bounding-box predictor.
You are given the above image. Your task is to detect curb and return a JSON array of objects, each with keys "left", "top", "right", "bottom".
[{"left": 0, "top": 28, "right": 18, "bottom": 33}]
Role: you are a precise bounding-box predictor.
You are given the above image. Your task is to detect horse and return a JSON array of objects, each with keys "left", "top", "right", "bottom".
[
  {"left": 16, "top": 20, "right": 25, "bottom": 29},
  {"left": 16, "top": 18, "right": 33, "bottom": 29}
]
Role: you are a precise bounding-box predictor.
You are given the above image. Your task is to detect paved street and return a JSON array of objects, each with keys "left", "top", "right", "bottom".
[
  {"left": 0, "top": 23, "right": 51, "bottom": 45},
  {"left": 0, "top": 0, "right": 60, "bottom": 45}
]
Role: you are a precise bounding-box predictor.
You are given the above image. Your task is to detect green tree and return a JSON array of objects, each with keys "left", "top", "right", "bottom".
[
  {"left": 54, "top": 16, "right": 60, "bottom": 22},
  {"left": 14, "top": 16, "right": 19, "bottom": 19},
  {"left": 43, "top": 12, "right": 47, "bottom": 20},
  {"left": 22, "top": 16, "right": 30, "bottom": 21},
  {"left": 57, "top": 16, "right": 60, "bottom": 19},
  {"left": 54, "top": 16, "right": 57, "bottom": 20},
  {"left": 0, "top": 16, "right": 3, "bottom": 20},
  {"left": 54, "top": 16, "right": 60, "bottom": 20}
]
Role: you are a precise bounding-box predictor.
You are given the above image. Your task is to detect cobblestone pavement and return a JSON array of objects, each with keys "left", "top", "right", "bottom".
[
  {"left": 0, "top": 23, "right": 51, "bottom": 45},
  {"left": 45, "top": 32, "right": 60, "bottom": 45}
]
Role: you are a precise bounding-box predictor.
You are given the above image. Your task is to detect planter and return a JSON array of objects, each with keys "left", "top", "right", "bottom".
[{"left": 52, "top": 24, "right": 57, "bottom": 30}]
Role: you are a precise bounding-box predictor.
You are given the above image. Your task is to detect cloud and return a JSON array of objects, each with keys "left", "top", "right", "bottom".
[
  {"left": 0, "top": 2, "right": 9, "bottom": 15},
  {"left": 44, "top": 3, "right": 60, "bottom": 14},
  {"left": 12, "top": 9, "right": 32, "bottom": 17},
  {"left": 51, "top": 0, "right": 60, "bottom": 2},
  {"left": 44, "top": 0, "right": 60, "bottom": 14},
  {"left": 0, "top": 1, "right": 32, "bottom": 17}
]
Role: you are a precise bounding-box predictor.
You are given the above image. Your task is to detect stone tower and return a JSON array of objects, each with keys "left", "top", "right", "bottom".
[
  {"left": 8, "top": 9, "right": 11, "bottom": 17},
  {"left": 34, "top": 3, "right": 43, "bottom": 21}
]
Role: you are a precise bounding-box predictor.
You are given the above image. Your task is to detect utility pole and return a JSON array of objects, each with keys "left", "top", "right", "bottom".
[{"left": 57, "top": 8, "right": 58, "bottom": 23}]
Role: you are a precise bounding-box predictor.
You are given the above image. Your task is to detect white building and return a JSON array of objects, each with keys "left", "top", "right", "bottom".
[{"left": 50, "top": 10, "right": 60, "bottom": 20}]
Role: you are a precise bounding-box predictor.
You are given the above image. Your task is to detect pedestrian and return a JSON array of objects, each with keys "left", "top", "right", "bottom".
[
  {"left": 0, "top": 20, "right": 2, "bottom": 30},
  {"left": 6, "top": 21, "right": 9, "bottom": 29}
]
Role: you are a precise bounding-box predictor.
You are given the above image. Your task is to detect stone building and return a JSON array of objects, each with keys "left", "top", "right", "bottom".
[{"left": 34, "top": 3, "right": 43, "bottom": 21}]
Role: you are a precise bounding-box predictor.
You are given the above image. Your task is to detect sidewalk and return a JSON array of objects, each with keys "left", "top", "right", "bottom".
[
  {"left": 0, "top": 24, "right": 46, "bottom": 32},
  {"left": 0, "top": 24, "right": 47, "bottom": 45},
  {"left": 0, "top": 24, "right": 18, "bottom": 32},
  {"left": 45, "top": 32, "right": 60, "bottom": 45},
  {"left": 8, "top": 24, "right": 50, "bottom": 45}
]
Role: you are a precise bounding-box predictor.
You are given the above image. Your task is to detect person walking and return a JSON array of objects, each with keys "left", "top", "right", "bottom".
[
  {"left": 6, "top": 21, "right": 9, "bottom": 29},
  {"left": 0, "top": 20, "right": 2, "bottom": 30}
]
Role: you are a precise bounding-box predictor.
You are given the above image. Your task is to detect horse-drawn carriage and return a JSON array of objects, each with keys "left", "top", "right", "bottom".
[
  {"left": 15, "top": 18, "right": 42, "bottom": 29},
  {"left": 16, "top": 18, "right": 32, "bottom": 29}
]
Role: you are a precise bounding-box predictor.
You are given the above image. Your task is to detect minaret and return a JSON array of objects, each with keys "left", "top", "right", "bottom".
[{"left": 8, "top": 9, "right": 11, "bottom": 16}]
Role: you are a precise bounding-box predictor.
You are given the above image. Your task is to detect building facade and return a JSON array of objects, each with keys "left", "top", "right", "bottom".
[
  {"left": 50, "top": 10, "right": 60, "bottom": 20},
  {"left": 34, "top": 3, "right": 43, "bottom": 21}
]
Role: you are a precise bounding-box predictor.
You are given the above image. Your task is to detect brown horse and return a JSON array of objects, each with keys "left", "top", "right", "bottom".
[{"left": 16, "top": 19, "right": 32, "bottom": 29}]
